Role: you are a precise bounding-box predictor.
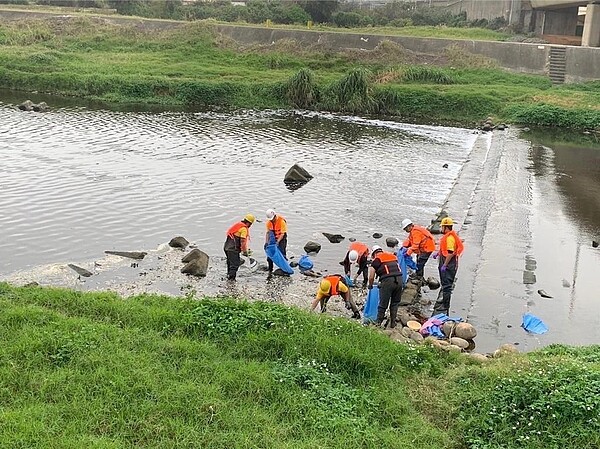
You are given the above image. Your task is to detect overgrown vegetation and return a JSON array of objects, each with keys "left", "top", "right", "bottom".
[
  {"left": 1, "top": 17, "right": 599, "bottom": 128},
  {"left": 0, "top": 282, "right": 598, "bottom": 448}
]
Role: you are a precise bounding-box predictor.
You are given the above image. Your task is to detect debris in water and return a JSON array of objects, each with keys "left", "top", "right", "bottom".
[
  {"left": 442, "top": 163, "right": 449, "bottom": 168},
  {"left": 322, "top": 233, "right": 345, "bottom": 243},
  {"left": 593, "top": 240, "right": 599, "bottom": 248},
  {"left": 537, "top": 289, "right": 553, "bottom": 298},
  {"left": 67, "top": 264, "right": 92, "bottom": 278},
  {"left": 372, "top": 232, "right": 383, "bottom": 239},
  {"left": 562, "top": 279, "right": 571, "bottom": 288},
  {"left": 105, "top": 250, "right": 147, "bottom": 260}
]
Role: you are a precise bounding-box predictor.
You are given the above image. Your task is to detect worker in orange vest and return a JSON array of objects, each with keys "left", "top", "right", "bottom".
[
  {"left": 311, "top": 275, "right": 361, "bottom": 319},
  {"left": 341, "top": 241, "right": 370, "bottom": 286},
  {"left": 401, "top": 218, "right": 436, "bottom": 278},
  {"left": 265, "top": 209, "right": 288, "bottom": 272},
  {"left": 432, "top": 217, "right": 464, "bottom": 316},
  {"left": 223, "top": 214, "right": 255, "bottom": 281},
  {"left": 368, "top": 245, "right": 402, "bottom": 328}
]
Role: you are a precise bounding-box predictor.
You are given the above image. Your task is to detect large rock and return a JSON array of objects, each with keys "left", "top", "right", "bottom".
[
  {"left": 17, "top": 100, "right": 34, "bottom": 111},
  {"left": 372, "top": 232, "right": 383, "bottom": 239},
  {"left": 450, "top": 337, "right": 469, "bottom": 349},
  {"left": 284, "top": 164, "right": 313, "bottom": 190},
  {"left": 454, "top": 323, "right": 477, "bottom": 340},
  {"left": 182, "top": 248, "right": 206, "bottom": 263},
  {"left": 169, "top": 236, "right": 189, "bottom": 249},
  {"left": 442, "top": 321, "right": 456, "bottom": 337},
  {"left": 32, "top": 101, "right": 49, "bottom": 112},
  {"left": 426, "top": 277, "right": 440, "bottom": 290},
  {"left": 386, "top": 237, "right": 399, "bottom": 248},
  {"left": 181, "top": 255, "right": 209, "bottom": 277},
  {"left": 428, "top": 210, "right": 448, "bottom": 235},
  {"left": 322, "top": 232, "right": 344, "bottom": 243},
  {"left": 493, "top": 344, "right": 519, "bottom": 358},
  {"left": 523, "top": 270, "right": 536, "bottom": 285},
  {"left": 67, "top": 264, "right": 93, "bottom": 277},
  {"left": 469, "top": 353, "right": 490, "bottom": 362},
  {"left": 105, "top": 250, "right": 147, "bottom": 260},
  {"left": 303, "top": 241, "right": 321, "bottom": 254},
  {"left": 400, "top": 281, "right": 419, "bottom": 306}
]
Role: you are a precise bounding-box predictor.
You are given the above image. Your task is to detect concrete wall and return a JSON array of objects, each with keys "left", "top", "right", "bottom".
[
  {"left": 216, "top": 24, "right": 600, "bottom": 83},
  {"left": 440, "top": 0, "right": 520, "bottom": 23}
]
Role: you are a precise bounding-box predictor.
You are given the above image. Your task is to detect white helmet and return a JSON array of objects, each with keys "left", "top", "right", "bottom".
[
  {"left": 401, "top": 218, "right": 413, "bottom": 231},
  {"left": 266, "top": 209, "right": 276, "bottom": 220},
  {"left": 348, "top": 250, "right": 359, "bottom": 263},
  {"left": 371, "top": 245, "right": 382, "bottom": 257}
]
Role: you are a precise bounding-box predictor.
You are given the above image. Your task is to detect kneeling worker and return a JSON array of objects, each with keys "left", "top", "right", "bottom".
[
  {"left": 311, "top": 275, "right": 361, "bottom": 319},
  {"left": 368, "top": 245, "right": 402, "bottom": 328},
  {"left": 342, "top": 241, "right": 370, "bottom": 286},
  {"left": 223, "top": 214, "right": 255, "bottom": 281}
]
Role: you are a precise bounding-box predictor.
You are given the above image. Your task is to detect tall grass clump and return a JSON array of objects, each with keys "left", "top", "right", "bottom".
[
  {"left": 402, "top": 66, "right": 454, "bottom": 84},
  {"left": 322, "top": 68, "right": 377, "bottom": 114},
  {"left": 285, "top": 68, "right": 319, "bottom": 109},
  {"left": 504, "top": 103, "right": 600, "bottom": 129}
]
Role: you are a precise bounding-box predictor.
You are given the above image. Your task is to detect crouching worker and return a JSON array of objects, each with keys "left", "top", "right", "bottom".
[
  {"left": 368, "top": 245, "right": 402, "bottom": 328},
  {"left": 311, "top": 275, "right": 361, "bottom": 319},
  {"left": 223, "top": 214, "right": 255, "bottom": 281},
  {"left": 342, "top": 241, "right": 370, "bottom": 286}
]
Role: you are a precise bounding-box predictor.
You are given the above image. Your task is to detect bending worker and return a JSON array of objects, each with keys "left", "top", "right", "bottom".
[
  {"left": 341, "top": 241, "right": 370, "bottom": 286},
  {"left": 401, "top": 218, "right": 436, "bottom": 278},
  {"left": 432, "top": 217, "right": 464, "bottom": 316},
  {"left": 368, "top": 245, "right": 402, "bottom": 328},
  {"left": 223, "top": 214, "right": 255, "bottom": 281},
  {"left": 311, "top": 275, "right": 361, "bottom": 319},
  {"left": 265, "top": 209, "right": 288, "bottom": 272}
]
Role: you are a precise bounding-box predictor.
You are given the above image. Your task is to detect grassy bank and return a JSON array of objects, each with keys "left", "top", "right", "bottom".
[
  {"left": 0, "top": 17, "right": 600, "bottom": 128},
  {"left": 0, "top": 282, "right": 598, "bottom": 448}
]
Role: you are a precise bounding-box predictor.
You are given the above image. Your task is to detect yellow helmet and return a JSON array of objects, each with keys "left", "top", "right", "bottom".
[
  {"left": 440, "top": 217, "right": 454, "bottom": 227},
  {"left": 319, "top": 279, "right": 331, "bottom": 294},
  {"left": 244, "top": 214, "right": 256, "bottom": 224}
]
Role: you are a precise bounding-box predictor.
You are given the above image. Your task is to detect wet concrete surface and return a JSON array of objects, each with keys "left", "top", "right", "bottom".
[{"left": 1, "top": 91, "right": 599, "bottom": 352}]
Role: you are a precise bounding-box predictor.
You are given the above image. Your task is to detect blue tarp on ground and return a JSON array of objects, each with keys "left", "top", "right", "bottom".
[
  {"left": 522, "top": 313, "right": 548, "bottom": 334},
  {"left": 265, "top": 232, "right": 294, "bottom": 275},
  {"left": 363, "top": 286, "right": 380, "bottom": 324}
]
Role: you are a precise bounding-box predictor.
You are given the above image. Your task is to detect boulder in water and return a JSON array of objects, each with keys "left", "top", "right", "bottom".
[
  {"left": 17, "top": 100, "right": 34, "bottom": 111},
  {"left": 105, "top": 250, "right": 147, "bottom": 260},
  {"left": 537, "top": 289, "right": 552, "bottom": 298},
  {"left": 385, "top": 237, "right": 399, "bottom": 248},
  {"left": 592, "top": 240, "right": 598, "bottom": 248},
  {"left": 428, "top": 210, "right": 448, "bottom": 235},
  {"left": 322, "top": 232, "right": 344, "bottom": 243},
  {"left": 284, "top": 164, "right": 313, "bottom": 190},
  {"left": 169, "top": 236, "right": 189, "bottom": 249},
  {"left": 32, "top": 101, "right": 49, "bottom": 112},
  {"left": 372, "top": 232, "right": 383, "bottom": 239},
  {"left": 303, "top": 241, "right": 321, "bottom": 254}
]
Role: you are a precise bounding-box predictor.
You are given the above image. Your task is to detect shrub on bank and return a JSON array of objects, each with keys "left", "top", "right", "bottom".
[{"left": 505, "top": 103, "right": 600, "bottom": 129}]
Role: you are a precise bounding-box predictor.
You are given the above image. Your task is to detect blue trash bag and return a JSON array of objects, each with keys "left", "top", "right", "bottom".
[
  {"left": 362, "top": 286, "right": 380, "bottom": 324},
  {"left": 522, "top": 313, "right": 548, "bottom": 334},
  {"left": 265, "top": 244, "right": 294, "bottom": 274},
  {"left": 397, "top": 249, "right": 418, "bottom": 286},
  {"left": 343, "top": 274, "right": 355, "bottom": 287},
  {"left": 298, "top": 254, "right": 313, "bottom": 271}
]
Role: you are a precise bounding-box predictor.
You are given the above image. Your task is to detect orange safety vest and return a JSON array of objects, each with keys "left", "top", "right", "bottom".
[
  {"left": 405, "top": 225, "right": 436, "bottom": 254},
  {"left": 349, "top": 242, "right": 369, "bottom": 257},
  {"left": 267, "top": 215, "right": 287, "bottom": 240},
  {"left": 440, "top": 230, "right": 464, "bottom": 258},
  {"left": 226, "top": 221, "right": 250, "bottom": 251},
  {"left": 324, "top": 275, "right": 345, "bottom": 296},
  {"left": 373, "top": 252, "right": 401, "bottom": 279}
]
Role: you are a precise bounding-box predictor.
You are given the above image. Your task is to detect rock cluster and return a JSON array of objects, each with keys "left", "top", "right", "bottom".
[
  {"left": 481, "top": 117, "right": 506, "bottom": 132},
  {"left": 180, "top": 247, "right": 209, "bottom": 277},
  {"left": 18, "top": 100, "right": 49, "bottom": 112}
]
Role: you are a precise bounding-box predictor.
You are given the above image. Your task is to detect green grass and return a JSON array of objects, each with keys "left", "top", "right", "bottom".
[
  {"left": 0, "top": 282, "right": 598, "bottom": 448},
  {"left": 0, "top": 17, "right": 599, "bottom": 128}
]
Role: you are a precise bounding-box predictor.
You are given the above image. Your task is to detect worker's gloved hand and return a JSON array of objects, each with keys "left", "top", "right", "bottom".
[
  {"left": 368, "top": 285, "right": 373, "bottom": 290},
  {"left": 432, "top": 251, "right": 439, "bottom": 259},
  {"left": 440, "top": 265, "right": 447, "bottom": 273},
  {"left": 243, "top": 250, "right": 252, "bottom": 257}
]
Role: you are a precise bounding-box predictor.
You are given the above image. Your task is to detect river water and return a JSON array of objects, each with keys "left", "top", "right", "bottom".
[{"left": 1, "top": 90, "right": 599, "bottom": 352}]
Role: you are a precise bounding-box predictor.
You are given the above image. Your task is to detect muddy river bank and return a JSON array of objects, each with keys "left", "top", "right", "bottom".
[{"left": 1, "top": 91, "right": 599, "bottom": 353}]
